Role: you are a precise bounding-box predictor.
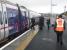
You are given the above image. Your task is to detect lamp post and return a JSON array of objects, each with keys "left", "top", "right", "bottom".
[
  {"left": 64, "top": 5, "right": 66, "bottom": 12},
  {"left": 51, "top": 0, "right": 52, "bottom": 17},
  {"left": 51, "top": 0, "right": 56, "bottom": 17}
]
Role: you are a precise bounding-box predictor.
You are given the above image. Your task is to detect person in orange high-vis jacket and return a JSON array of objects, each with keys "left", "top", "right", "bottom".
[{"left": 54, "top": 15, "right": 65, "bottom": 45}]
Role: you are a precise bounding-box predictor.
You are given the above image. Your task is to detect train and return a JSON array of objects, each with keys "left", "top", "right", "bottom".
[{"left": 0, "top": 1, "right": 41, "bottom": 43}]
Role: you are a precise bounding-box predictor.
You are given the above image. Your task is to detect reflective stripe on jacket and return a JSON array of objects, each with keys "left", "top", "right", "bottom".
[{"left": 55, "top": 18, "right": 64, "bottom": 31}]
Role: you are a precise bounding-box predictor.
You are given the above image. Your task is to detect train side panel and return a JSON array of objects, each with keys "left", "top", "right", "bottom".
[
  {"left": 20, "top": 7, "right": 29, "bottom": 32},
  {"left": 6, "top": 4, "right": 19, "bottom": 37}
]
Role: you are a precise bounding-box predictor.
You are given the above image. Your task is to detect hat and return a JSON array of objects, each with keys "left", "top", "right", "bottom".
[{"left": 58, "top": 15, "right": 62, "bottom": 18}]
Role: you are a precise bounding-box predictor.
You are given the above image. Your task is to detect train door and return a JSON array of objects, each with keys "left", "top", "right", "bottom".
[
  {"left": 0, "top": 3, "right": 9, "bottom": 41},
  {"left": 0, "top": 3, "right": 3, "bottom": 40},
  {"left": 3, "top": 3, "right": 9, "bottom": 39},
  {"left": 27, "top": 11, "right": 30, "bottom": 28},
  {"left": 26, "top": 10, "right": 29, "bottom": 29}
]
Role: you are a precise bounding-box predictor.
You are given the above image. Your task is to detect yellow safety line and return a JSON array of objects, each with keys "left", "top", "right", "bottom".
[{"left": 16, "top": 30, "right": 37, "bottom": 50}]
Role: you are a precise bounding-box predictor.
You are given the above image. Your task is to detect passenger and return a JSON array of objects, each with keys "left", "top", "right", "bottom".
[
  {"left": 46, "top": 17, "right": 50, "bottom": 30},
  {"left": 54, "top": 15, "right": 65, "bottom": 45},
  {"left": 31, "top": 18, "right": 35, "bottom": 30},
  {"left": 39, "top": 16, "right": 44, "bottom": 30}
]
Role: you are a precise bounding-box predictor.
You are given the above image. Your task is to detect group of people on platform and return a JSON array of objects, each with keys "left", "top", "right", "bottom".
[
  {"left": 31, "top": 15, "right": 44, "bottom": 30},
  {"left": 47, "top": 15, "right": 65, "bottom": 46},
  {"left": 31, "top": 14, "right": 66, "bottom": 46}
]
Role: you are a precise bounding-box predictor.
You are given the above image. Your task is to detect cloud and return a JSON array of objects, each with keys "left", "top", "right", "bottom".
[{"left": 7, "top": 0, "right": 67, "bottom": 13}]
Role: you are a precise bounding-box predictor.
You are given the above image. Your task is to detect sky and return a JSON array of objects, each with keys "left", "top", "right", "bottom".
[{"left": 7, "top": 0, "right": 67, "bottom": 14}]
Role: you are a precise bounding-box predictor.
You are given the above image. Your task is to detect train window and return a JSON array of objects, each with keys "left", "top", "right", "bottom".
[
  {"left": 24, "top": 11, "right": 26, "bottom": 17},
  {"left": 25, "top": 11, "right": 28, "bottom": 17},
  {"left": 12, "top": 10, "right": 18, "bottom": 17},
  {"left": 21, "top": 11, "right": 25, "bottom": 17},
  {"left": 7, "top": 8, "right": 14, "bottom": 17},
  {"left": 26, "top": 12, "right": 28, "bottom": 17},
  {"left": 7, "top": 8, "right": 18, "bottom": 19},
  {"left": 7, "top": 9, "right": 13, "bottom": 18},
  {"left": 8, "top": 12, "right": 14, "bottom": 17}
]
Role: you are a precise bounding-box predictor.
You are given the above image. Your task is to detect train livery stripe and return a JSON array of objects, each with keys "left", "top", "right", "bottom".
[{"left": 0, "top": 26, "right": 13, "bottom": 30}]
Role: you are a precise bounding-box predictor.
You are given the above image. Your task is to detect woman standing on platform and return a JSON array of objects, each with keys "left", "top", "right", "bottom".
[{"left": 46, "top": 17, "right": 50, "bottom": 30}]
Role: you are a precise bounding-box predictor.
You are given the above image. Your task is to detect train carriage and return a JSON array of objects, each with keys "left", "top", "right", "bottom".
[
  {"left": 0, "top": 1, "right": 29, "bottom": 41},
  {"left": 0, "top": 2, "right": 9, "bottom": 41},
  {"left": 20, "top": 6, "right": 29, "bottom": 32},
  {"left": 6, "top": 3, "right": 18, "bottom": 36},
  {"left": 0, "top": 1, "right": 40, "bottom": 44},
  {"left": 6, "top": 3, "right": 29, "bottom": 38}
]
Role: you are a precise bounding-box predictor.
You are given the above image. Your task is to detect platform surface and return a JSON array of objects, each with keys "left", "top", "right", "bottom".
[{"left": 25, "top": 24, "right": 67, "bottom": 50}]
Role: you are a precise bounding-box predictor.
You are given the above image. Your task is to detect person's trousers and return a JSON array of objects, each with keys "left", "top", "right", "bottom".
[
  {"left": 47, "top": 25, "right": 50, "bottom": 30},
  {"left": 56, "top": 31, "right": 63, "bottom": 44}
]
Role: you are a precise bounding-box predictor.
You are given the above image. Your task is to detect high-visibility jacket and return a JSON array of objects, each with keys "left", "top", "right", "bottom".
[{"left": 55, "top": 18, "right": 64, "bottom": 31}]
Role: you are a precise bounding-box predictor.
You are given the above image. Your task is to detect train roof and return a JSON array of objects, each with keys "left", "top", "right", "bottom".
[
  {"left": 6, "top": 3, "right": 18, "bottom": 9},
  {"left": 0, "top": 1, "right": 27, "bottom": 10}
]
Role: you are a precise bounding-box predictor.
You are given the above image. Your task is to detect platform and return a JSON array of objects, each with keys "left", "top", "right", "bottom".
[
  {"left": 0, "top": 25, "right": 39, "bottom": 50},
  {"left": 1, "top": 23, "right": 67, "bottom": 50},
  {"left": 25, "top": 24, "right": 67, "bottom": 50}
]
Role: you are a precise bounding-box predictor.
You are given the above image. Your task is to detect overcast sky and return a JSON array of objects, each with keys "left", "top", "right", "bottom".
[{"left": 8, "top": 0, "right": 67, "bottom": 14}]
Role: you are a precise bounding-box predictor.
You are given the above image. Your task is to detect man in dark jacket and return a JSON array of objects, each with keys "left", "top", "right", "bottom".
[
  {"left": 39, "top": 16, "right": 44, "bottom": 30},
  {"left": 47, "top": 17, "right": 50, "bottom": 30},
  {"left": 31, "top": 18, "right": 35, "bottom": 29}
]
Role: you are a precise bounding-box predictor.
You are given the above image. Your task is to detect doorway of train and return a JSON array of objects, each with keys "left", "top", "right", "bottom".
[{"left": 0, "top": 2, "right": 9, "bottom": 42}]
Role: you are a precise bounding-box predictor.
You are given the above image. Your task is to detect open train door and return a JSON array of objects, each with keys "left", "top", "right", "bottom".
[{"left": 17, "top": 4, "right": 23, "bottom": 33}]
